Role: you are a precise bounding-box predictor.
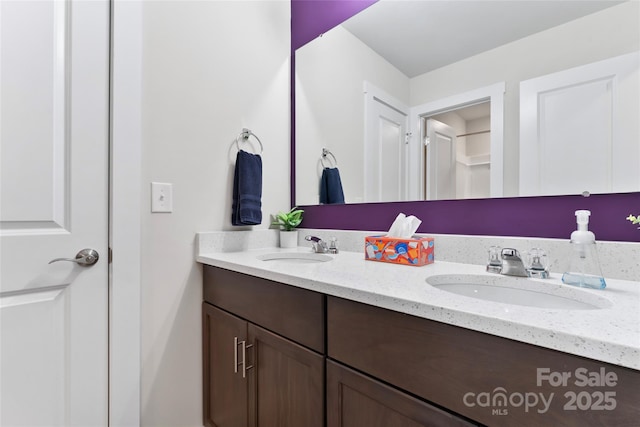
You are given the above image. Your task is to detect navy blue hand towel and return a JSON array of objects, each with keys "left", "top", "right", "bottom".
[
  {"left": 232, "top": 150, "right": 262, "bottom": 225},
  {"left": 319, "top": 167, "right": 345, "bottom": 204}
]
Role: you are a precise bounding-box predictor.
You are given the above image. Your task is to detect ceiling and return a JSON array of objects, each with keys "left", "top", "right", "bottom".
[{"left": 342, "top": 0, "right": 626, "bottom": 78}]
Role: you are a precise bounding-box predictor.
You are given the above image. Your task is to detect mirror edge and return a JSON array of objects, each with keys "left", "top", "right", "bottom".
[{"left": 290, "top": 0, "right": 639, "bottom": 243}]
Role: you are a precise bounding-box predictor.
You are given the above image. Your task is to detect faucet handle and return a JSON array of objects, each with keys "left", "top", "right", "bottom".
[
  {"left": 486, "top": 246, "right": 502, "bottom": 273},
  {"left": 487, "top": 246, "right": 502, "bottom": 265},
  {"left": 329, "top": 237, "right": 339, "bottom": 254},
  {"left": 525, "top": 248, "right": 550, "bottom": 279}
]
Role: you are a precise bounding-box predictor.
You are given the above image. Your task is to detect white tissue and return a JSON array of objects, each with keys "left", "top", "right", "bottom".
[
  {"left": 386, "top": 213, "right": 422, "bottom": 239},
  {"left": 387, "top": 213, "right": 406, "bottom": 237}
]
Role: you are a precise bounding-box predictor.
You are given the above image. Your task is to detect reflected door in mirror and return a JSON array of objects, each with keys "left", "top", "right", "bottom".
[
  {"left": 520, "top": 52, "right": 640, "bottom": 196},
  {"left": 365, "top": 95, "right": 409, "bottom": 203},
  {"left": 425, "top": 119, "right": 456, "bottom": 200}
]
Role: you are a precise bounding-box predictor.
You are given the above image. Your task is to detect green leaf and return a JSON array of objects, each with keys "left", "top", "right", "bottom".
[{"left": 271, "top": 207, "right": 304, "bottom": 231}]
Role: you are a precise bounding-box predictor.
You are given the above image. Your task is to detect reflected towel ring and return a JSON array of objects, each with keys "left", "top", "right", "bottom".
[
  {"left": 321, "top": 148, "right": 337, "bottom": 168},
  {"left": 235, "top": 128, "right": 264, "bottom": 154}
]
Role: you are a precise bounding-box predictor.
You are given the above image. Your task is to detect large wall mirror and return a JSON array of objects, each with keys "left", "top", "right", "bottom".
[
  {"left": 295, "top": 0, "right": 639, "bottom": 205},
  {"left": 291, "top": 0, "right": 639, "bottom": 242}
]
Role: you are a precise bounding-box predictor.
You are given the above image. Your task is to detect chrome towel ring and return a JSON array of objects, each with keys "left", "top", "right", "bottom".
[
  {"left": 235, "top": 128, "right": 264, "bottom": 154},
  {"left": 321, "top": 148, "right": 337, "bottom": 168}
]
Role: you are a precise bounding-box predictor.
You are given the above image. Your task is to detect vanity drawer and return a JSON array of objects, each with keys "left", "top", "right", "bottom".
[
  {"left": 327, "top": 359, "right": 476, "bottom": 427},
  {"left": 327, "top": 296, "right": 640, "bottom": 427},
  {"left": 203, "top": 265, "right": 324, "bottom": 353}
]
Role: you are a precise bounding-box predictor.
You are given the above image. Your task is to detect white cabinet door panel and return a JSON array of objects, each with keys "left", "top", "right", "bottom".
[{"left": 520, "top": 52, "right": 639, "bottom": 196}]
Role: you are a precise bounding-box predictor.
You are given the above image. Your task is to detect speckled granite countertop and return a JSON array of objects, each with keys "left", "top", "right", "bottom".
[{"left": 197, "top": 246, "right": 640, "bottom": 370}]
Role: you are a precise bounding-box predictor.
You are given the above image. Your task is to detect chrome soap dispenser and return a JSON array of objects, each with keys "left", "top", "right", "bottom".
[{"left": 562, "top": 210, "right": 606, "bottom": 289}]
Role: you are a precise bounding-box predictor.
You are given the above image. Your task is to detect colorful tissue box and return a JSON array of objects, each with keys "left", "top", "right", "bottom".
[{"left": 365, "top": 235, "right": 434, "bottom": 266}]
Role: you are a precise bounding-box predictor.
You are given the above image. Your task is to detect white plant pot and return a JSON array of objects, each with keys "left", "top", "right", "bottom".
[{"left": 279, "top": 230, "right": 299, "bottom": 248}]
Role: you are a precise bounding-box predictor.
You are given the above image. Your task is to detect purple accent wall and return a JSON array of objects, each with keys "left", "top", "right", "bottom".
[
  {"left": 290, "top": 1, "right": 640, "bottom": 242},
  {"left": 299, "top": 193, "right": 640, "bottom": 242},
  {"left": 291, "top": 0, "right": 378, "bottom": 50}
]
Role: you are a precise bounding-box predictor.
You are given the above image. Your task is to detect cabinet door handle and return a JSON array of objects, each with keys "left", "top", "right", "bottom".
[
  {"left": 234, "top": 337, "right": 238, "bottom": 373},
  {"left": 234, "top": 337, "right": 254, "bottom": 378},
  {"left": 241, "top": 342, "right": 254, "bottom": 378}
]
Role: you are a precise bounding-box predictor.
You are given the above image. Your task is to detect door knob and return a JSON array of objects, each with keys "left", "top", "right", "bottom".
[{"left": 49, "top": 248, "right": 99, "bottom": 266}]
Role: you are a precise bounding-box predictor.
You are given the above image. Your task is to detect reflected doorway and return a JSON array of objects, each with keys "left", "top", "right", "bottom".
[{"left": 423, "top": 102, "right": 491, "bottom": 200}]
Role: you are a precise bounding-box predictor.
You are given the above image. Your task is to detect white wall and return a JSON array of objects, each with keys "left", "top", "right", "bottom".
[
  {"left": 295, "top": 25, "right": 409, "bottom": 205},
  {"left": 410, "top": 1, "right": 640, "bottom": 196},
  {"left": 140, "top": 1, "right": 290, "bottom": 425}
]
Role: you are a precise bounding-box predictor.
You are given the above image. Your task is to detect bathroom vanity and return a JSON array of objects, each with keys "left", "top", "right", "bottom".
[
  {"left": 203, "top": 266, "right": 476, "bottom": 426},
  {"left": 199, "top": 244, "right": 640, "bottom": 427}
]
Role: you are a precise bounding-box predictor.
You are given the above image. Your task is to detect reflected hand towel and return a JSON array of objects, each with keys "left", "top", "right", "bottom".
[
  {"left": 319, "top": 167, "right": 345, "bottom": 204},
  {"left": 232, "top": 150, "right": 262, "bottom": 225}
]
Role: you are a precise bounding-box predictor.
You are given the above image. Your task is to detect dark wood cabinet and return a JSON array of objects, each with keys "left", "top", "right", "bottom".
[
  {"left": 203, "top": 303, "right": 324, "bottom": 427},
  {"left": 248, "top": 324, "right": 324, "bottom": 427},
  {"left": 202, "top": 266, "right": 325, "bottom": 427},
  {"left": 327, "top": 296, "right": 640, "bottom": 427},
  {"left": 203, "top": 265, "right": 324, "bottom": 353},
  {"left": 327, "top": 360, "right": 475, "bottom": 427},
  {"left": 202, "top": 303, "right": 247, "bottom": 427},
  {"left": 203, "top": 265, "right": 640, "bottom": 427}
]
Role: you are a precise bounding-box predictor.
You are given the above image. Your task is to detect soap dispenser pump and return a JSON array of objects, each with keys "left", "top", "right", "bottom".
[{"left": 562, "top": 210, "right": 606, "bottom": 289}]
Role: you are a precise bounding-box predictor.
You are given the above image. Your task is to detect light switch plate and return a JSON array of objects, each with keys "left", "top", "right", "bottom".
[{"left": 151, "top": 182, "right": 173, "bottom": 213}]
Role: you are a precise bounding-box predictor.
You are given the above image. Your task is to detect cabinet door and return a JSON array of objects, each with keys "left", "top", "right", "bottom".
[
  {"left": 202, "top": 303, "right": 248, "bottom": 427},
  {"left": 248, "top": 324, "right": 324, "bottom": 427},
  {"left": 327, "top": 360, "right": 475, "bottom": 427}
]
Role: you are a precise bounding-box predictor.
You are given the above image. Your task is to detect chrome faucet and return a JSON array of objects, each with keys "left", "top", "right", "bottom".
[
  {"left": 500, "top": 248, "right": 528, "bottom": 277},
  {"left": 486, "top": 247, "right": 528, "bottom": 277},
  {"left": 305, "top": 235, "right": 339, "bottom": 254},
  {"left": 305, "top": 235, "right": 329, "bottom": 253}
]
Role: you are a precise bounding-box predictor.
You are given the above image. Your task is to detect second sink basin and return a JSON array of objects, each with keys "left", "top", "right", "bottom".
[
  {"left": 257, "top": 252, "right": 333, "bottom": 264},
  {"left": 426, "top": 274, "right": 612, "bottom": 310}
]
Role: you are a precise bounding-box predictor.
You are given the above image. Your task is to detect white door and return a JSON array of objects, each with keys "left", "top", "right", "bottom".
[
  {"left": 364, "top": 84, "right": 409, "bottom": 202},
  {"left": 0, "top": 1, "right": 110, "bottom": 425},
  {"left": 425, "top": 119, "right": 457, "bottom": 200},
  {"left": 519, "top": 52, "right": 639, "bottom": 196}
]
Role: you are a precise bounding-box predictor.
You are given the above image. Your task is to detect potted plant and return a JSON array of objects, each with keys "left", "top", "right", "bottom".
[{"left": 272, "top": 207, "right": 304, "bottom": 248}]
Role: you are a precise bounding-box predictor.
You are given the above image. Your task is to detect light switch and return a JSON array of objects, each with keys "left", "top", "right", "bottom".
[{"left": 151, "top": 182, "right": 173, "bottom": 213}]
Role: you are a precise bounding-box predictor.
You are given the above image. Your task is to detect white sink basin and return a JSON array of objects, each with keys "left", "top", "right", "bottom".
[
  {"left": 426, "top": 274, "right": 611, "bottom": 310},
  {"left": 256, "top": 252, "right": 333, "bottom": 264}
]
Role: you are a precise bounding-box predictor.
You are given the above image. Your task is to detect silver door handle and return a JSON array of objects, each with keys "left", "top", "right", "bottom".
[
  {"left": 234, "top": 337, "right": 239, "bottom": 373},
  {"left": 242, "top": 342, "right": 254, "bottom": 378},
  {"left": 234, "top": 337, "right": 254, "bottom": 378},
  {"left": 49, "top": 248, "right": 99, "bottom": 266}
]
